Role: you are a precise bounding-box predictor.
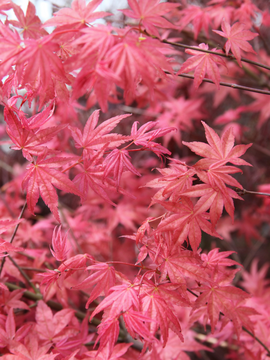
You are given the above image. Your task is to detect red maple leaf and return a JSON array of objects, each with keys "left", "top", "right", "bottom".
[
  {"left": 21, "top": 152, "right": 82, "bottom": 222},
  {"left": 178, "top": 43, "right": 227, "bottom": 89},
  {"left": 16, "top": 35, "right": 68, "bottom": 94},
  {"left": 43, "top": 0, "right": 111, "bottom": 28},
  {"left": 120, "top": 0, "right": 178, "bottom": 38},
  {"left": 155, "top": 197, "right": 221, "bottom": 252},
  {"left": 71, "top": 263, "right": 116, "bottom": 308},
  {"left": 50, "top": 226, "right": 70, "bottom": 262},
  {"left": 5, "top": 106, "right": 65, "bottom": 160},
  {"left": 192, "top": 268, "right": 250, "bottom": 333},
  {"left": 35, "top": 300, "right": 75, "bottom": 344},
  {"left": 213, "top": 20, "right": 258, "bottom": 67},
  {"left": 140, "top": 279, "right": 184, "bottom": 346},
  {"left": 69, "top": 110, "right": 131, "bottom": 152},
  {"left": 181, "top": 183, "right": 242, "bottom": 228},
  {"left": 182, "top": 121, "right": 252, "bottom": 168},
  {"left": 104, "top": 149, "right": 141, "bottom": 188},
  {"left": 90, "top": 283, "right": 140, "bottom": 320},
  {"left": 9, "top": 2, "right": 48, "bottom": 39},
  {"left": 131, "top": 121, "right": 175, "bottom": 157},
  {"left": 0, "top": 308, "right": 31, "bottom": 348}
]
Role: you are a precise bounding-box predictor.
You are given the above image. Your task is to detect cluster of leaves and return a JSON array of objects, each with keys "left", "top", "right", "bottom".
[{"left": 0, "top": 0, "right": 270, "bottom": 359}]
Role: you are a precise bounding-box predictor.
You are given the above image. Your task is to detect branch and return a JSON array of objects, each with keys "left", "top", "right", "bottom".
[
  {"left": 159, "top": 38, "right": 270, "bottom": 72},
  {"left": 236, "top": 188, "right": 270, "bottom": 197},
  {"left": 0, "top": 200, "right": 27, "bottom": 276},
  {"left": 8, "top": 256, "right": 39, "bottom": 293},
  {"left": 175, "top": 73, "right": 270, "bottom": 95}
]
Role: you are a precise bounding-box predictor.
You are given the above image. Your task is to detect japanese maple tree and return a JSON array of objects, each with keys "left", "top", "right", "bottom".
[{"left": 0, "top": 0, "right": 270, "bottom": 360}]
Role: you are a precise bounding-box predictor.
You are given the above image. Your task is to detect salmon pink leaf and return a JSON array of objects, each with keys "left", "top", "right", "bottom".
[
  {"left": 43, "top": 0, "right": 112, "bottom": 28},
  {"left": 51, "top": 226, "right": 70, "bottom": 262},
  {"left": 9, "top": 1, "right": 48, "bottom": 39},
  {"left": 71, "top": 263, "right": 116, "bottom": 308},
  {"left": 178, "top": 43, "right": 227, "bottom": 89},
  {"left": 213, "top": 20, "right": 258, "bottom": 67},
  {"left": 120, "top": 0, "right": 178, "bottom": 38},
  {"left": 22, "top": 152, "right": 82, "bottom": 222},
  {"left": 182, "top": 121, "right": 252, "bottom": 168},
  {"left": 69, "top": 110, "right": 131, "bottom": 152}
]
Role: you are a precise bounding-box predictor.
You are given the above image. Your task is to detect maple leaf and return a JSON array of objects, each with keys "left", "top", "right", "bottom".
[
  {"left": 43, "top": 0, "right": 111, "bottom": 28},
  {"left": 0, "top": 238, "right": 24, "bottom": 259},
  {"left": 158, "top": 246, "right": 208, "bottom": 284},
  {"left": 7, "top": 333, "right": 58, "bottom": 360},
  {"left": 90, "top": 283, "right": 140, "bottom": 320},
  {"left": 243, "top": 93, "right": 270, "bottom": 129},
  {"left": 0, "top": 0, "right": 12, "bottom": 15},
  {"left": 9, "top": 2, "right": 48, "bottom": 39},
  {"left": 4, "top": 104, "right": 65, "bottom": 160},
  {"left": 146, "top": 160, "right": 195, "bottom": 204},
  {"left": 120, "top": 0, "right": 178, "bottom": 38},
  {"left": 156, "top": 97, "right": 204, "bottom": 148},
  {"left": 213, "top": 20, "right": 258, "bottom": 67},
  {"left": 0, "top": 219, "right": 23, "bottom": 234},
  {"left": 104, "top": 149, "right": 141, "bottom": 188},
  {"left": 0, "top": 308, "right": 31, "bottom": 349},
  {"left": 69, "top": 110, "right": 131, "bottom": 152},
  {"left": 140, "top": 280, "right": 184, "bottom": 346},
  {"left": 71, "top": 263, "right": 116, "bottom": 308},
  {"left": 122, "top": 310, "right": 154, "bottom": 342},
  {"left": 21, "top": 152, "right": 82, "bottom": 222},
  {"left": 0, "top": 22, "right": 23, "bottom": 77},
  {"left": 178, "top": 43, "right": 227, "bottom": 89},
  {"left": 72, "top": 151, "right": 118, "bottom": 205},
  {"left": 106, "top": 33, "right": 173, "bottom": 104},
  {"left": 16, "top": 35, "right": 68, "bottom": 95},
  {"left": 178, "top": 5, "right": 211, "bottom": 40},
  {"left": 131, "top": 121, "right": 175, "bottom": 157},
  {"left": 181, "top": 183, "right": 242, "bottom": 228},
  {"left": 201, "top": 248, "right": 240, "bottom": 269},
  {"left": 94, "top": 317, "right": 120, "bottom": 357},
  {"left": 192, "top": 268, "right": 250, "bottom": 333},
  {"left": 182, "top": 121, "right": 252, "bottom": 168},
  {"left": 0, "top": 289, "right": 29, "bottom": 312},
  {"left": 221, "top": 303, "right": 258, "bottom": 338},
  {"left": 36, "top": 300, "right": 75, "bottom": 344},
  {"left": 50, "top": 226, "right": 70, "bottom": 262},
  {"left": 155, "top": 197, "right": 221, "bottom": 252},
  {"left": 150, "top": 330, "right": 212, "bottom": 360}
]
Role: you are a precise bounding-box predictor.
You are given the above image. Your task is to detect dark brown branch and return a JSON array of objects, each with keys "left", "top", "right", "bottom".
[
  {"left": 176, "top": 73, "right": 270, "bottom": 95},
  {"left": 236, "top": 188, "right": 270, "bottom": 197},
  {"left": 160, "top": 38, "right": 270, "bottom": 72}
]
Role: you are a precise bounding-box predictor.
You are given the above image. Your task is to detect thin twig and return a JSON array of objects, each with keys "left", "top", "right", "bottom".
[
  {"left": 8, "top": 256, "right": 39, "bottom": 294},
  {"left": 236, "top": 188, "right": 270, "bottom": 197},
  {"left": 175, "top": 73, "right": 270, "bottom": 95},
  {"left": 159, "top": 38, "right": 270, "bottom": 72},
  {"left": 0, "top": 200, "right": 27, "bottom": 276}
]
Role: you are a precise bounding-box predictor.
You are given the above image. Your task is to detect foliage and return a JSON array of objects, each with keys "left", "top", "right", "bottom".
[{"left": 0, "top": 0, "right": 270, "bottom": 359}]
